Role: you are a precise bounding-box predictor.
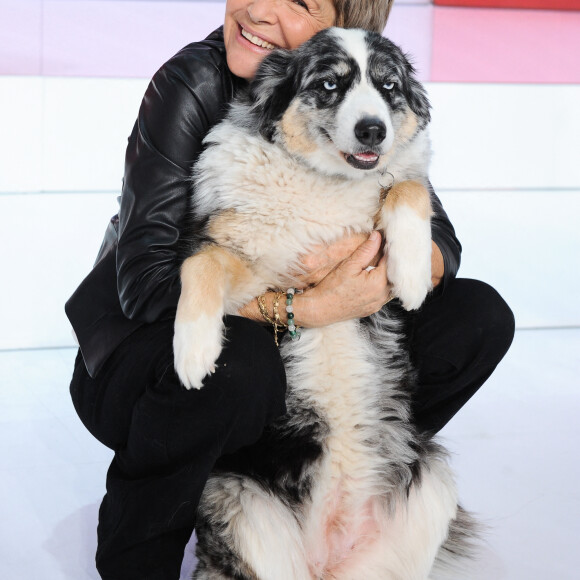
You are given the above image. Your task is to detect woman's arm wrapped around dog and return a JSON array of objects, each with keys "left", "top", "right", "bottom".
[
  {"left": 239, "top": 231, "right": 390, "bottom": 328},
  {"left": 115, "top": 38, "right": 241, "bottom": 323},
  {"left": 239, "top": 182, "right": 459, "bottom": 329}
]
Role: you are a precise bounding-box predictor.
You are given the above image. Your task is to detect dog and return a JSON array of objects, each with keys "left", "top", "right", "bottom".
[{"left": 174, "top": 27, "right": 477, "bottom": 579}]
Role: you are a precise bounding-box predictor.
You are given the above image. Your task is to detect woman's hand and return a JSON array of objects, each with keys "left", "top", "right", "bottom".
[
  {"left": 237, "top": 231, "right": 391, "bottom": 327},
  {"left": 294, "top": 231, "right": 382, "bottom": 288},
  {"left": 295, "top": 231, "right": 393, "bottom": 327},
  {"left": 238, "top": 232, "right": 444, "bottom": 328}
]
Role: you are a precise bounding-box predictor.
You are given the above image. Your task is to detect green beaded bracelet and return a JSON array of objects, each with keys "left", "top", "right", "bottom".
[{"left": 285, "top": 287, "right": 301, "bottom": 341}]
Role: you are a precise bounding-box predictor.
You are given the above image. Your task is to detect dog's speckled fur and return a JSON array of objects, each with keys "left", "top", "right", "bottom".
[{"left": 174, "top": 28, "right": 478, "bottom": 579}]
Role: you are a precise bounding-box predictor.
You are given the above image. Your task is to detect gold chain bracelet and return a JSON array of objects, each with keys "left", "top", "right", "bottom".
[{"left": 257, "top": 293, "right": 287, "bottom": 346}]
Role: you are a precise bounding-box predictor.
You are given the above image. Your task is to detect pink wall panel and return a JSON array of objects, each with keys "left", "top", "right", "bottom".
[
  {"left": 431, "top": 7, "right": 580, "bottom": 83},
  {"left": 434, "top": 0, "right": 580, "bottom": 9}
]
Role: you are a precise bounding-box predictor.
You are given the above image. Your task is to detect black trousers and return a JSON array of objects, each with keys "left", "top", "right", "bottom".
[{"left": 69, "top": 278, "right": 514, "bottom": 580}]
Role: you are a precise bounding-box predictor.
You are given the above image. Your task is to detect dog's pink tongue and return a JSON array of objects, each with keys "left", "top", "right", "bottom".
[{"left": 354, "top": 152, "right": 379, "bottom": 162}]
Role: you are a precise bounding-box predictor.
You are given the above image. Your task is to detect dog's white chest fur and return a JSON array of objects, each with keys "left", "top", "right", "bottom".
[{"left": 194, "top": 124, "right": 382, "bottom": 280}]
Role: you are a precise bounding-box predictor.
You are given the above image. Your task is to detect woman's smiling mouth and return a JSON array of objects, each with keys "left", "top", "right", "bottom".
[{"left": 240, "top": 26, "right": 277, "bottom": 50}]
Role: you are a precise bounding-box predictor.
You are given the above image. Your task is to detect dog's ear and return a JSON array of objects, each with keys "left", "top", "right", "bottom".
[
  {"left": 247, "top": 49, "right": 299, "bottom": 141},
  {"left": 403, "top": 66, "right": 431, "bottom": 130}
]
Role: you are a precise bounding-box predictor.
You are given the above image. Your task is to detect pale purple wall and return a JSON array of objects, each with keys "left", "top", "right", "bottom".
[{"left": 1, "top": 1, "right": 578, "bottom": 82}]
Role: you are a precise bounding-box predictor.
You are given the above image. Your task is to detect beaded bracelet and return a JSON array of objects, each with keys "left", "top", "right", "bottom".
[
  {"left": 257, "top": 289, "right": 301, "bottom": 345},
  {"left": 285, "top": 287, "right": 301, "bottom": 341}
]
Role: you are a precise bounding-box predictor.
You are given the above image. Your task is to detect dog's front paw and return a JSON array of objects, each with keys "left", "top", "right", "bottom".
[
  {"left": 173, "top": 313, "right": 224, "bottom": 389},
  {"left": 387, "top": 230, "right": 432, "bottom": 310},
  {"left": 389, "top": 259, "right": 432, "bottom": 311}
]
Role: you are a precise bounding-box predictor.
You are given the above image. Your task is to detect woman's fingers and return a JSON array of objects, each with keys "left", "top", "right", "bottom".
[
  {"left": 296, "top": 232, "right": 372, "bottom": 276},
  {"left": 339, "top": 231, "right": 383, "bottom": 274},
  {"left": 293, "top": 231, "right": 393, "bottom": 327}
]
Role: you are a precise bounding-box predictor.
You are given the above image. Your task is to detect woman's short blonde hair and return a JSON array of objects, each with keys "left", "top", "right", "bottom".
[{"left": 334, "top": 0, "right": 395, "bottom": 34}]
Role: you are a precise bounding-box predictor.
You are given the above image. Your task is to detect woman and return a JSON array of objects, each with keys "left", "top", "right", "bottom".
[{"left": 67, "top": 1, "right": 515, "bottom": 578}]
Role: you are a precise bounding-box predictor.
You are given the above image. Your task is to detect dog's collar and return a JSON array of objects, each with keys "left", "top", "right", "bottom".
[{"left": 378, "top": 170, "right": 394, "bottom": 205}]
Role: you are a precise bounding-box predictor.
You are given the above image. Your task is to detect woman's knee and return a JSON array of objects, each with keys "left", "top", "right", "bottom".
[
  {"left": 414, "top": 278, "right": 515, "bottom": 373},
  {"left": 411, "top": 280, "right": 515, "bottom": 432},
  {"left": 451, "top": 279, "right": 515, "bottom": 358}
]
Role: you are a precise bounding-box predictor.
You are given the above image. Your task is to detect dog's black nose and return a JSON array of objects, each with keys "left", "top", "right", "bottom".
[{"left": 355, "top": 118, "right": 387, "bottom": 147}]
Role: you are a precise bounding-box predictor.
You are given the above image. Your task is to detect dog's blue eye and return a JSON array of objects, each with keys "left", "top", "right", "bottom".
[
  {"left": 323, "top": 81, "right": 337, "bottom": 91},
  {"left": 383, "top": 82, "right": 395, "bottom": 90}
]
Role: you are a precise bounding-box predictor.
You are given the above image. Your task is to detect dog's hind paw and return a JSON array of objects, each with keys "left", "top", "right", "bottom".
[{"left": 173, "top": 314, "right": 224, "bottom": 390}]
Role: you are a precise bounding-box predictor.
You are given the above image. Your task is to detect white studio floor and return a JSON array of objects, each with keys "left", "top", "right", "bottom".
[{"left": 0, "top": 327, "right": 578, "bottom": 579}]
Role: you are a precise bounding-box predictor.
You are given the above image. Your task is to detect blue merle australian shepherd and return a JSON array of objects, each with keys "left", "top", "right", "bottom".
[{"left": 174, "top": 27, "right": 478, "bottom": 580}]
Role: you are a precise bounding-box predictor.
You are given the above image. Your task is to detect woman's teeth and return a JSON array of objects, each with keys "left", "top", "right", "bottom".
[{"left": 241, "top": 28, "right": 276, "bottom": 50}]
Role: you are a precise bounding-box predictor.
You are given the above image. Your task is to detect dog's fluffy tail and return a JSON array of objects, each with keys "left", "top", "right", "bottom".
[{"left": 431, "top": 505, "right": 483, "bottom": 579}]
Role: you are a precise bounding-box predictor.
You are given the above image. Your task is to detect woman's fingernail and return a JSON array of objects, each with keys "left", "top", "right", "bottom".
[{"left": 369, "top": 231, "right": 379, "bottom": 242}]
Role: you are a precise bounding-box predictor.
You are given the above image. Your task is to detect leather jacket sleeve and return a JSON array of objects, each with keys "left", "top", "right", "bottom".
[
  {"left": 116, "top": 31, "right": 242, "bottom": 323},
  {"left": 429, "top": 183, "right": 461, "bottom": 290}
]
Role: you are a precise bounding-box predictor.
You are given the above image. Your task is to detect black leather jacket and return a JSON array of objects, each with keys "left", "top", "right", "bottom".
[{"left": 65, "top": 27, "right": 461, "bottom": 378}]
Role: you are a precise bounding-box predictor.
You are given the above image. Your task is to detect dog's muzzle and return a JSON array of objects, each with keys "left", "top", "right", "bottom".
[
  {"left": 342, "top": 117, "right": 386, "bottom": 170},
  {"left": 355, "top": 118, "right": 386, "bottom": 148}
]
